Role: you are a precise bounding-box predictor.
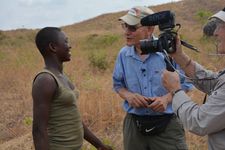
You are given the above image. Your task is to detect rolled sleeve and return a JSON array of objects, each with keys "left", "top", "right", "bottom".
[
  {"left": 192, "top": 63, "right": 218, "bottom": 94},
  {"left": 112, "top": 53, "right": 125, "bottom": 93},
  {"left": 177, "top": 65, "right": 194, "bottom": 91},
  {"left": 113, "top": 75, "right": 125, "bottom": 92}
]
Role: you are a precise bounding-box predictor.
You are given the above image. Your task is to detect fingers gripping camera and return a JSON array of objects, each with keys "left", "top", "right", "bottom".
[{"left": 140, "top": 10, "right": 198, "bottom": 54}]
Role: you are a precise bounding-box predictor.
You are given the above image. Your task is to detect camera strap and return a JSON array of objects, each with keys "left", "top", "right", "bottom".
[{"left": 163, "top": 52, "right": 175, "bottom": 72}]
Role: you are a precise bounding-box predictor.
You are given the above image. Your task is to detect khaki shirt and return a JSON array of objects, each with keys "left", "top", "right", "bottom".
[{"left": 172, "top": 63, "right": 225, "bottom": 150}]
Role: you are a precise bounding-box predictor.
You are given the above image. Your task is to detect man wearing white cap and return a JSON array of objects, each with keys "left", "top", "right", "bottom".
[
  {"left": 162, "top": 7, "right": 225, "bottom": 150},
  {"left": 113, "top": 6, "right": 193, "bottom": 150}
]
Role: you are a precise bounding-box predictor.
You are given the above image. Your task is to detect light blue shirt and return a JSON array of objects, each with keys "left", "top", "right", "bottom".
[{"left": 113, "top": 45, "right": 193, "bottom": 116}]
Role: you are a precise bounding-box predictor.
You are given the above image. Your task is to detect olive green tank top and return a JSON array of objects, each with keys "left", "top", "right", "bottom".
[{"left": 36, "top": 69, "right": 83, "bottom": 150}]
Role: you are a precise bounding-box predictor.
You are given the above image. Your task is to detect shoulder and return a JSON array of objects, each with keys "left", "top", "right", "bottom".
[
  {"left": 34, "top": 72, "right": 55, "bottom": 83},
  {"left": 150, "top": 52, "right": 165, "bottom": 62},
  {"left": 33, "top": 72, "right": 58, "bottom": 91},
  {"left": 155, "top": 52, "right": 165, "bottom": 58},
  {"left": 118, "top": 45, "right": 132, "bottom": 55},
  {"left": 32, "top": 72, "right": 57, "bottom": 113}
]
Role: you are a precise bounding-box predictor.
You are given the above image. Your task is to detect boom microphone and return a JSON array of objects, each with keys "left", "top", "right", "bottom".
[
  {"left": 203, "top": 18, "right": 217, "bottom": 36},
  {"left": 140, "top": 10, "right": 199, "bottom": 54},
  {"left": 141, "top": 11, "right": 174, "bottom": 26}
]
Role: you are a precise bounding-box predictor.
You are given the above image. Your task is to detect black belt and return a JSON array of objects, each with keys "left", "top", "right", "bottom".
[{"left": 128, "top": 113, "right": 175, "bottom": 120}]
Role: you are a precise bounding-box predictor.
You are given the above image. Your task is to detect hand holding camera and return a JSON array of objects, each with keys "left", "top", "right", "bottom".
[
  {"left": 140, "top": 10, "right": 198, "bottom": 54},
  {"left": 139, "top": 10, "right": 198, "bottom": 72}
]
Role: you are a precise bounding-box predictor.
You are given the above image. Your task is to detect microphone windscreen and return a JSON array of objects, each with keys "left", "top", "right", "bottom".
[
  {"left": 203, "top": 19, "right": 217, "bottom": 36},
  {"left": 141, "top": 11, "right": 173, "bottom": 26},
  {"left": 140, "top": 15, "right": 156, "bottom": 26}
]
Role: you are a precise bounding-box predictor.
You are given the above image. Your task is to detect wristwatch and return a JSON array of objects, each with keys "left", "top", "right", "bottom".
[{"left": 172, "top": 89, "right": 183, "bottom": 96}]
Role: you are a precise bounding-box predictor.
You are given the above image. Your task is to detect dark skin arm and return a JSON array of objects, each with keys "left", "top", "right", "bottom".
[
  {"left": 32, "top": 73, "right": 57, "bottom": 150},
  {"left": 33, "top": 73, "right": 112, "bottom": 150},
  {"left": 83, "top": 122, "right": 113, "bottom": 150}
]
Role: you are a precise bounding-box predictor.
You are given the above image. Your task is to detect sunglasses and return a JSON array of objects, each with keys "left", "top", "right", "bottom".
[{"left": 121, "top": 23, "right": 143, "bottom": 32}]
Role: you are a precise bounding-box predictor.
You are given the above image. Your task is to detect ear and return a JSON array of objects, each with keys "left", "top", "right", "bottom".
[{"left": 49, "top": 42, "right": 57, "bottom": 53}]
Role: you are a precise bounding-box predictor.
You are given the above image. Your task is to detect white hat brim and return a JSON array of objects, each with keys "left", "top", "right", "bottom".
[
  {"left": 119, "top": 14, "right": 140, "bottom": 26},
  {"left": 210, "top": 11, "right": 225, "bottom": 22}
]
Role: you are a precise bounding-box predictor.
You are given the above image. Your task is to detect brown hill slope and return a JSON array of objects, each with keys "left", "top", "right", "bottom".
[{"left": 0, "top": 0, "right": 224, "bottom": 149}]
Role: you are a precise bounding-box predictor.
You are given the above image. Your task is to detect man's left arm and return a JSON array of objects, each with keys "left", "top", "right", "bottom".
[{"left": 173, "top": 86, "right": 225, "bottom": 136}]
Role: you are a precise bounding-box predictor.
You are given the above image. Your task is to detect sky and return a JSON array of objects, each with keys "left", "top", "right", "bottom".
[{"left": 0, "top": 0, "right": 180, "bottom": 31}]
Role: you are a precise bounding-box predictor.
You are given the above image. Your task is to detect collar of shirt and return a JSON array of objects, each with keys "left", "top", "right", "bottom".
[
  {"left": 125, "top": 45, "right": 149, "bottom": 61},
  {"left": 124, "top": 45, "right": 164, "bottom": 61}
]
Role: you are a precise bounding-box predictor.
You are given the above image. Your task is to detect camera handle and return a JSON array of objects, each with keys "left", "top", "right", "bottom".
[
  {"left": 181, "top": 40, "right": 199, "bottom": 52},
  {"left": 175, "top": 24, "right": 199, "bottom": 52}
]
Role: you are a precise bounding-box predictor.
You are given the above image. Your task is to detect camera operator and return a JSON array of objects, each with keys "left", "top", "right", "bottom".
[
  {"left": 112, "top": 6, "right": 193, "bottom": 150},
  {"left": 162, "top": 7, "right": 225, "bottom": 150}
]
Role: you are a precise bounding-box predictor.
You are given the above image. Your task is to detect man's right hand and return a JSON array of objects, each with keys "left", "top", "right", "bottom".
[
  {"left": 170, "top": 35, "right": 183, "bottom": 59},
  {"left": 126, "top": 92, "right": 151, "bottom": 108},
  {"left": 162, "top": 70, "right": 181, "bottom": 93}
]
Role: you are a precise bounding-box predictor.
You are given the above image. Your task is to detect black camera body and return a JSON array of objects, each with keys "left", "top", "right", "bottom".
[{"left": 140, "top": 11, "right": 177, "bottom": 54}]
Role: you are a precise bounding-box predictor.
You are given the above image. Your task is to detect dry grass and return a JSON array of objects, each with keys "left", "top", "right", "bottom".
[{"left": 0, "top": 0, "right": 225, "bottom": 149}]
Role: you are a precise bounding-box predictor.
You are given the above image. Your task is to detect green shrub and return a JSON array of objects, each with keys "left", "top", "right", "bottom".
[
  {"left": 196, "top": 10, "right": 213, "bottom": 24},
  {"left": 88, "top": 50, "right": 109, "bottom": 71},
  {"left": 0, "top": 31, "right": 6, "bottom": 41},
  {"left": 84, "top": 34, "right": 119, "bottom": 50},
  {"left": 0, "top": 50, "right": 6, "bottom": 61},
  {"left": 23, "top": 117, "right": 33, "bottom": 126},
  {"left": 0, "top": 31, "right": 9, "bottom": 45}
]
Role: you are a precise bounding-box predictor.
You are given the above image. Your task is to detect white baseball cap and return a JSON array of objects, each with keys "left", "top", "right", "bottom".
[
  {"left": 210, "top": 7, "right": 225, "bottom": 22},
  {"left": 119, "top": 6, "right": 154, "bottom": 26}
]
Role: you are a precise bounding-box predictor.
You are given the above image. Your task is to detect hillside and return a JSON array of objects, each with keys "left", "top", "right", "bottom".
[{"left": 0, "top": 0, "right": 225, "bottom": 149}]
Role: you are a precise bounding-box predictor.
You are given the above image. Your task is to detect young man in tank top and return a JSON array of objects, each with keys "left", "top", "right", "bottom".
[{"left": 32, "top": 27, "right": 112, "bottom": 150}]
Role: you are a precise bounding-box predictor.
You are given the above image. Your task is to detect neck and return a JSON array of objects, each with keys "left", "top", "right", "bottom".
[
  {"left": 134, "top": 46, "right": 148, "bottom": 61},
  {"left": 44, "top": 56, "right": 63, "bottom": 74},
  {"left": 135, "top": 46, "right": 142, "bottom": 55}
]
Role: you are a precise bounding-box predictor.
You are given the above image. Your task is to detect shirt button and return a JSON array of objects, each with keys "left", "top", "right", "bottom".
[
  {"left": 143, "top": 74, "right": 146, "bottom": 76},
  {"left": 144, "top": 87, "right": 147, "bottom": 89}
]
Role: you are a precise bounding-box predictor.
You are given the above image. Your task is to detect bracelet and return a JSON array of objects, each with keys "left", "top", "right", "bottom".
[
  {"left": 182, "top": 58, "right": 192, "bottom": 69},
  {"left": 172, "top": 89, "right": 183, "bottom": 96}
]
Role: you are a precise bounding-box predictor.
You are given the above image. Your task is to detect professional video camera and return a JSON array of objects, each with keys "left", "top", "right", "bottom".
[{"left": 140, "top": 10, "right": 198, "bottom": 54}]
